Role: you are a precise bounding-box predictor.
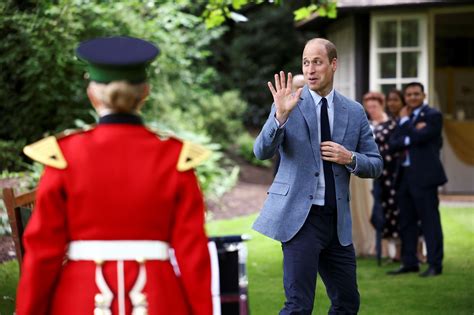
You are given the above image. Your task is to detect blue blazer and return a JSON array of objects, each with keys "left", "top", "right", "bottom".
[
  {"left": 389, "top": 104, "right": 447, "bottom": 188},
  {"left": 253, "top": 86, "right": 383, "bottom": 245}
]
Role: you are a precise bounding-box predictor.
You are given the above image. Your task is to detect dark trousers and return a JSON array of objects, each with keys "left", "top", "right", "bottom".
[
  {"left": 398, "top": 170, "right": 444, "bottom": 269},
  {"left": 280, "top": 205, "right": 360, "bottom": 315}
]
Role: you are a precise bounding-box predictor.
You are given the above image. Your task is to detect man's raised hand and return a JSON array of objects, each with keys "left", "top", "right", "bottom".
[{"left": 268, "top": 71, "right": 303, "bottom": 125}]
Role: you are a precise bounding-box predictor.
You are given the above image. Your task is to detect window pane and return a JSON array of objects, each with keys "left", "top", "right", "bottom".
[
  {"left": 377, "top": 21, "right": 397, "bottom": 48},
  {"left": 380, "top": 53, "right": 397, "bottom": 78},
  {"left": 401, "top": 20, "right": 419, "bottom": 47},
  {"left": 381, "top": 84, "right": 397, "bottom": 96},
  {"left": 402, "top": 52, "right": 419, "bottom": 77}
]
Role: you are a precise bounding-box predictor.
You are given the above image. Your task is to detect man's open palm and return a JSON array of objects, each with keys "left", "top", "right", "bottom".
[{"left": 268, "top": 71, "right": 303, "bottom": 124}]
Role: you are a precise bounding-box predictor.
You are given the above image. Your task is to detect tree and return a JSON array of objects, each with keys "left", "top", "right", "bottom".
[{"left": 202, "top": 0, "right": 337, "bottom": 29}]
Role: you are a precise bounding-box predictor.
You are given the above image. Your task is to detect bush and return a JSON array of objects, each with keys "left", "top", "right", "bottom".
[
  {"left": 143, "top": 119, "right": 240, "bottom": 201},
  {"left": 0, "top": 140, "right": 28, "bottom": 172},
  {"left": 236, "top": 132, "right": 271, "bottom": 167},
  {"left": 193, "top": 90, "right": 247, "bottom": 147},
  {"left": 1, "top": 1, "right": 246, "bottom": 202}
]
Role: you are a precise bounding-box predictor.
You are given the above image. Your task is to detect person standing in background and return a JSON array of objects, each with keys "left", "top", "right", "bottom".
[
  {"left": 382, "top": 89, "right": 406, "bottom": 261},
  {"left": 387, "top": 82, "right": 447, "bottom": 277},
  {"left": 253, "top": 38, "right": 382, "bottom": 314},
  {"left": 363, "top": 91, "right": 401, "bottom": 262}
]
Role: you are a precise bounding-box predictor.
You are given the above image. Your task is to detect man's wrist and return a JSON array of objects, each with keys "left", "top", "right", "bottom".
[
  {"left": 347, "top": 151, "right": 356, "bottom": 167},
  {"left": 275, "top": 111, "right": 289, "bottom": 125}
]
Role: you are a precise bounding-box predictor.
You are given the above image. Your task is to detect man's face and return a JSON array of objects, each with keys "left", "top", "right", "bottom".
[
  {"left": 404, "top": 85, "right": 425, "bottom": 110},
  {"left": 302, "top": 41, "right": 337, "bottom": 96}
]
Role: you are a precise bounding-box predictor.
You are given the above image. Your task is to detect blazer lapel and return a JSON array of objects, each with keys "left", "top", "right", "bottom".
[
  {"left": 415, "top": 104, "right": 428, "bottom": 123},
  {"left": 297, "top": 86, "right": 320, "bottom": 169},
  {"left": 331, "top": 91, "right": 349, "bottom": 144}
]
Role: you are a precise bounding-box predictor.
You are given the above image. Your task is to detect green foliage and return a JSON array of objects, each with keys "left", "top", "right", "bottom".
[
  {"left": 144, "top": 119, "right": 240, "bottom": 200},
  {"left": 0, "top": 1, "right": 92, "bottom": 143},
  {"left": 202, "top": 0, "right": 337, "bottom": 28},
  {"left": 0, "top": 140, "right": 28, "bottom": 171},
  {"left": 0, "top": 0, "right": 228, "bottom": 142},
  {"left": 209, "top": 3, "right": 316, "bottom": 126},
  {"left": 192, "top": 91, "right": 247, "bottom": 147},
  {"left": 236, "top": 132, "right": 271, "bottom": 167},
  {"left": 0, "top": 205, "right": 12, "bottom": 236},
  {"left": 0, "top": 260, "right": 18, "bottom": 314},
  {"left": 293, "top": 1, "right": 337, "bottom": 21},
  {"left": 1, "top": 0, "right": 246, "bottom": 199}
]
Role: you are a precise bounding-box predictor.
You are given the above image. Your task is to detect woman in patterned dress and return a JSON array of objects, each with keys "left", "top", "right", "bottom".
[{"left": 363, "top": 91, "right": 402, "bottom": 261}]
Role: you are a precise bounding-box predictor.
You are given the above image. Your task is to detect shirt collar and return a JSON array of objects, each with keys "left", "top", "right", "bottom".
[
  {"left": 98, "top": 113, "right": 143, "bottom": 125},
  {"left": 412, "top": 104, "right": 426, "bottom": 118},
  {"left": 309, "top": 88, "right": 335, "bottom": 108}
]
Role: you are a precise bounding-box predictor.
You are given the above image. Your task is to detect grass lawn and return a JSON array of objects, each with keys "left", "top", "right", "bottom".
[
  {"left": 206, "top": 206, "right": 474, "bottom": 315},
  {"left": 1, "top": 206, "right": 472, "bottom": 314}
]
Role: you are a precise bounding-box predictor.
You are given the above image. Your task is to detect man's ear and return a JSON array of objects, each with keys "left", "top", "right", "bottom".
[
  {"left": 87, "top": 84, "right": 101, "bottom": 110},
  {"left": 332, "top": 58, "right": 337, "bottom": 72},
  {"left": 136, "top": 84, "right": 150, "bottom": 112},
  {"left": 142, "top": 83, "right": 150, "bottom": 100}
]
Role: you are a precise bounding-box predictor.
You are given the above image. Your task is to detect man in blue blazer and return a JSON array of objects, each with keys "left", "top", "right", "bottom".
[
  {"left": 387, "top": 82, "right": 447, "bottom": 277},
  {"left": 253, "top": 38, "right": 382, "bottom": 315}
]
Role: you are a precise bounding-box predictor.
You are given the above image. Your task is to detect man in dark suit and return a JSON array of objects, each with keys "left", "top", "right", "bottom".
[
  {"left": 388, "top": 82, "right": 447, "bottom": 277},
  {"left": 253, "top": 38, "right": 382, "bottom": 314}
]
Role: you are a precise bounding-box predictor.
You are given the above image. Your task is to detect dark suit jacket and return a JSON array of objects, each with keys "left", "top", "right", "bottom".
[{"left": 390, "top": 104, "right": 447, "bottom": 188}]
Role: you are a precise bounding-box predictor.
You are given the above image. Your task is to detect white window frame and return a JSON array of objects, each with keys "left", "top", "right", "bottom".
[{"left": 370, "top": 13, "right": 428, "bottom": 97}]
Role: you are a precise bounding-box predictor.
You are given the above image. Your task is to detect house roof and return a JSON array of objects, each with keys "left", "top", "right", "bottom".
[
  {"left": 296, "top": 0, "right": 473, "bottom": 27},
  {"left": 337, "top": 0, "right": 472, "bottom": 8}
]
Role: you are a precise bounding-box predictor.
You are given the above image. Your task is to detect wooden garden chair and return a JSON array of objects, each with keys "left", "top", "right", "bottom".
[{"left": 2, "top": 187, "right": 36, "bottom": 271}]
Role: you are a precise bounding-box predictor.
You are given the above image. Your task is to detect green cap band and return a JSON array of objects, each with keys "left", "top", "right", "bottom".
[{"left": 86, "top": 63, "right": 149, "bottom": 83}]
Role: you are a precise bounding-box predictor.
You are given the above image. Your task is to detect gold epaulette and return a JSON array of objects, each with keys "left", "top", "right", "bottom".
[
  {"left": 23, "top": 125, "right": 95, "bottom": 169},
  {"left": 177, "top": 140, "right": 212, "bottom": 172},
  {"left": 23, "top": 136, "right": 67, "bottom": 169}
]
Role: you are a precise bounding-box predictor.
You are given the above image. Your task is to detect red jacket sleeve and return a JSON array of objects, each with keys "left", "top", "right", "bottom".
[
  {"left": 171, "top": 169, "right": 212, "bottom": 315},
  {"left": 16, "top": 167, "right": 69, "bottom": 315}
]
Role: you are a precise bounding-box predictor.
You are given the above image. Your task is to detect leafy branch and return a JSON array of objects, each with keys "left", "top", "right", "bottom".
[{"left": 202, "top": 0, "right": 337, "bottom": 28}]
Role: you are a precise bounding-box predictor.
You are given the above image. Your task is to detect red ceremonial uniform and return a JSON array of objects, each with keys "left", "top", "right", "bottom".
[{"left": 16, "top": 115, "right": 212, "bottom": 315}]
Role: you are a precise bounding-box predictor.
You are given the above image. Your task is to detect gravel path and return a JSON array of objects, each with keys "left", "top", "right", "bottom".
[{"left": 206, "top": 160, "right": 273, "bottom": 220}]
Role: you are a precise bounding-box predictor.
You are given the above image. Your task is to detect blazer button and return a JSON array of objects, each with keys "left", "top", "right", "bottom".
[
  {"left": 314, "top": 172, "right": 319, "bottom": 177},
  {"left": 309, "top": 195, "right": 313, "bottom": 200}
]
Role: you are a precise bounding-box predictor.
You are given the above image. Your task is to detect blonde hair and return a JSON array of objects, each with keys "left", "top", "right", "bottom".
[{"left": 89, "top": 81, "right": 147, "bottom": 113}]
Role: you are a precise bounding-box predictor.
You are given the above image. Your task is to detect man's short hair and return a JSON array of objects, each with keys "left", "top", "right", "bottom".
[
  {"left": 403, "top": 82, "right": 424, "bottom": 93},
  {"left": 305, "top": 38, "right": 338, "bottom": 62}
]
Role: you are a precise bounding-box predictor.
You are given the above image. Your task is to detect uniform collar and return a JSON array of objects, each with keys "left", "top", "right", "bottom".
[{"left": 98, "top": 113, "right": 143, "bottom": 125}]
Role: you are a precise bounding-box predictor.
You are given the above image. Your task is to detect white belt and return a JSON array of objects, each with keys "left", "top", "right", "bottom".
[{"left": 67, "top": 240, "right": 170, "bottom": 261}]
